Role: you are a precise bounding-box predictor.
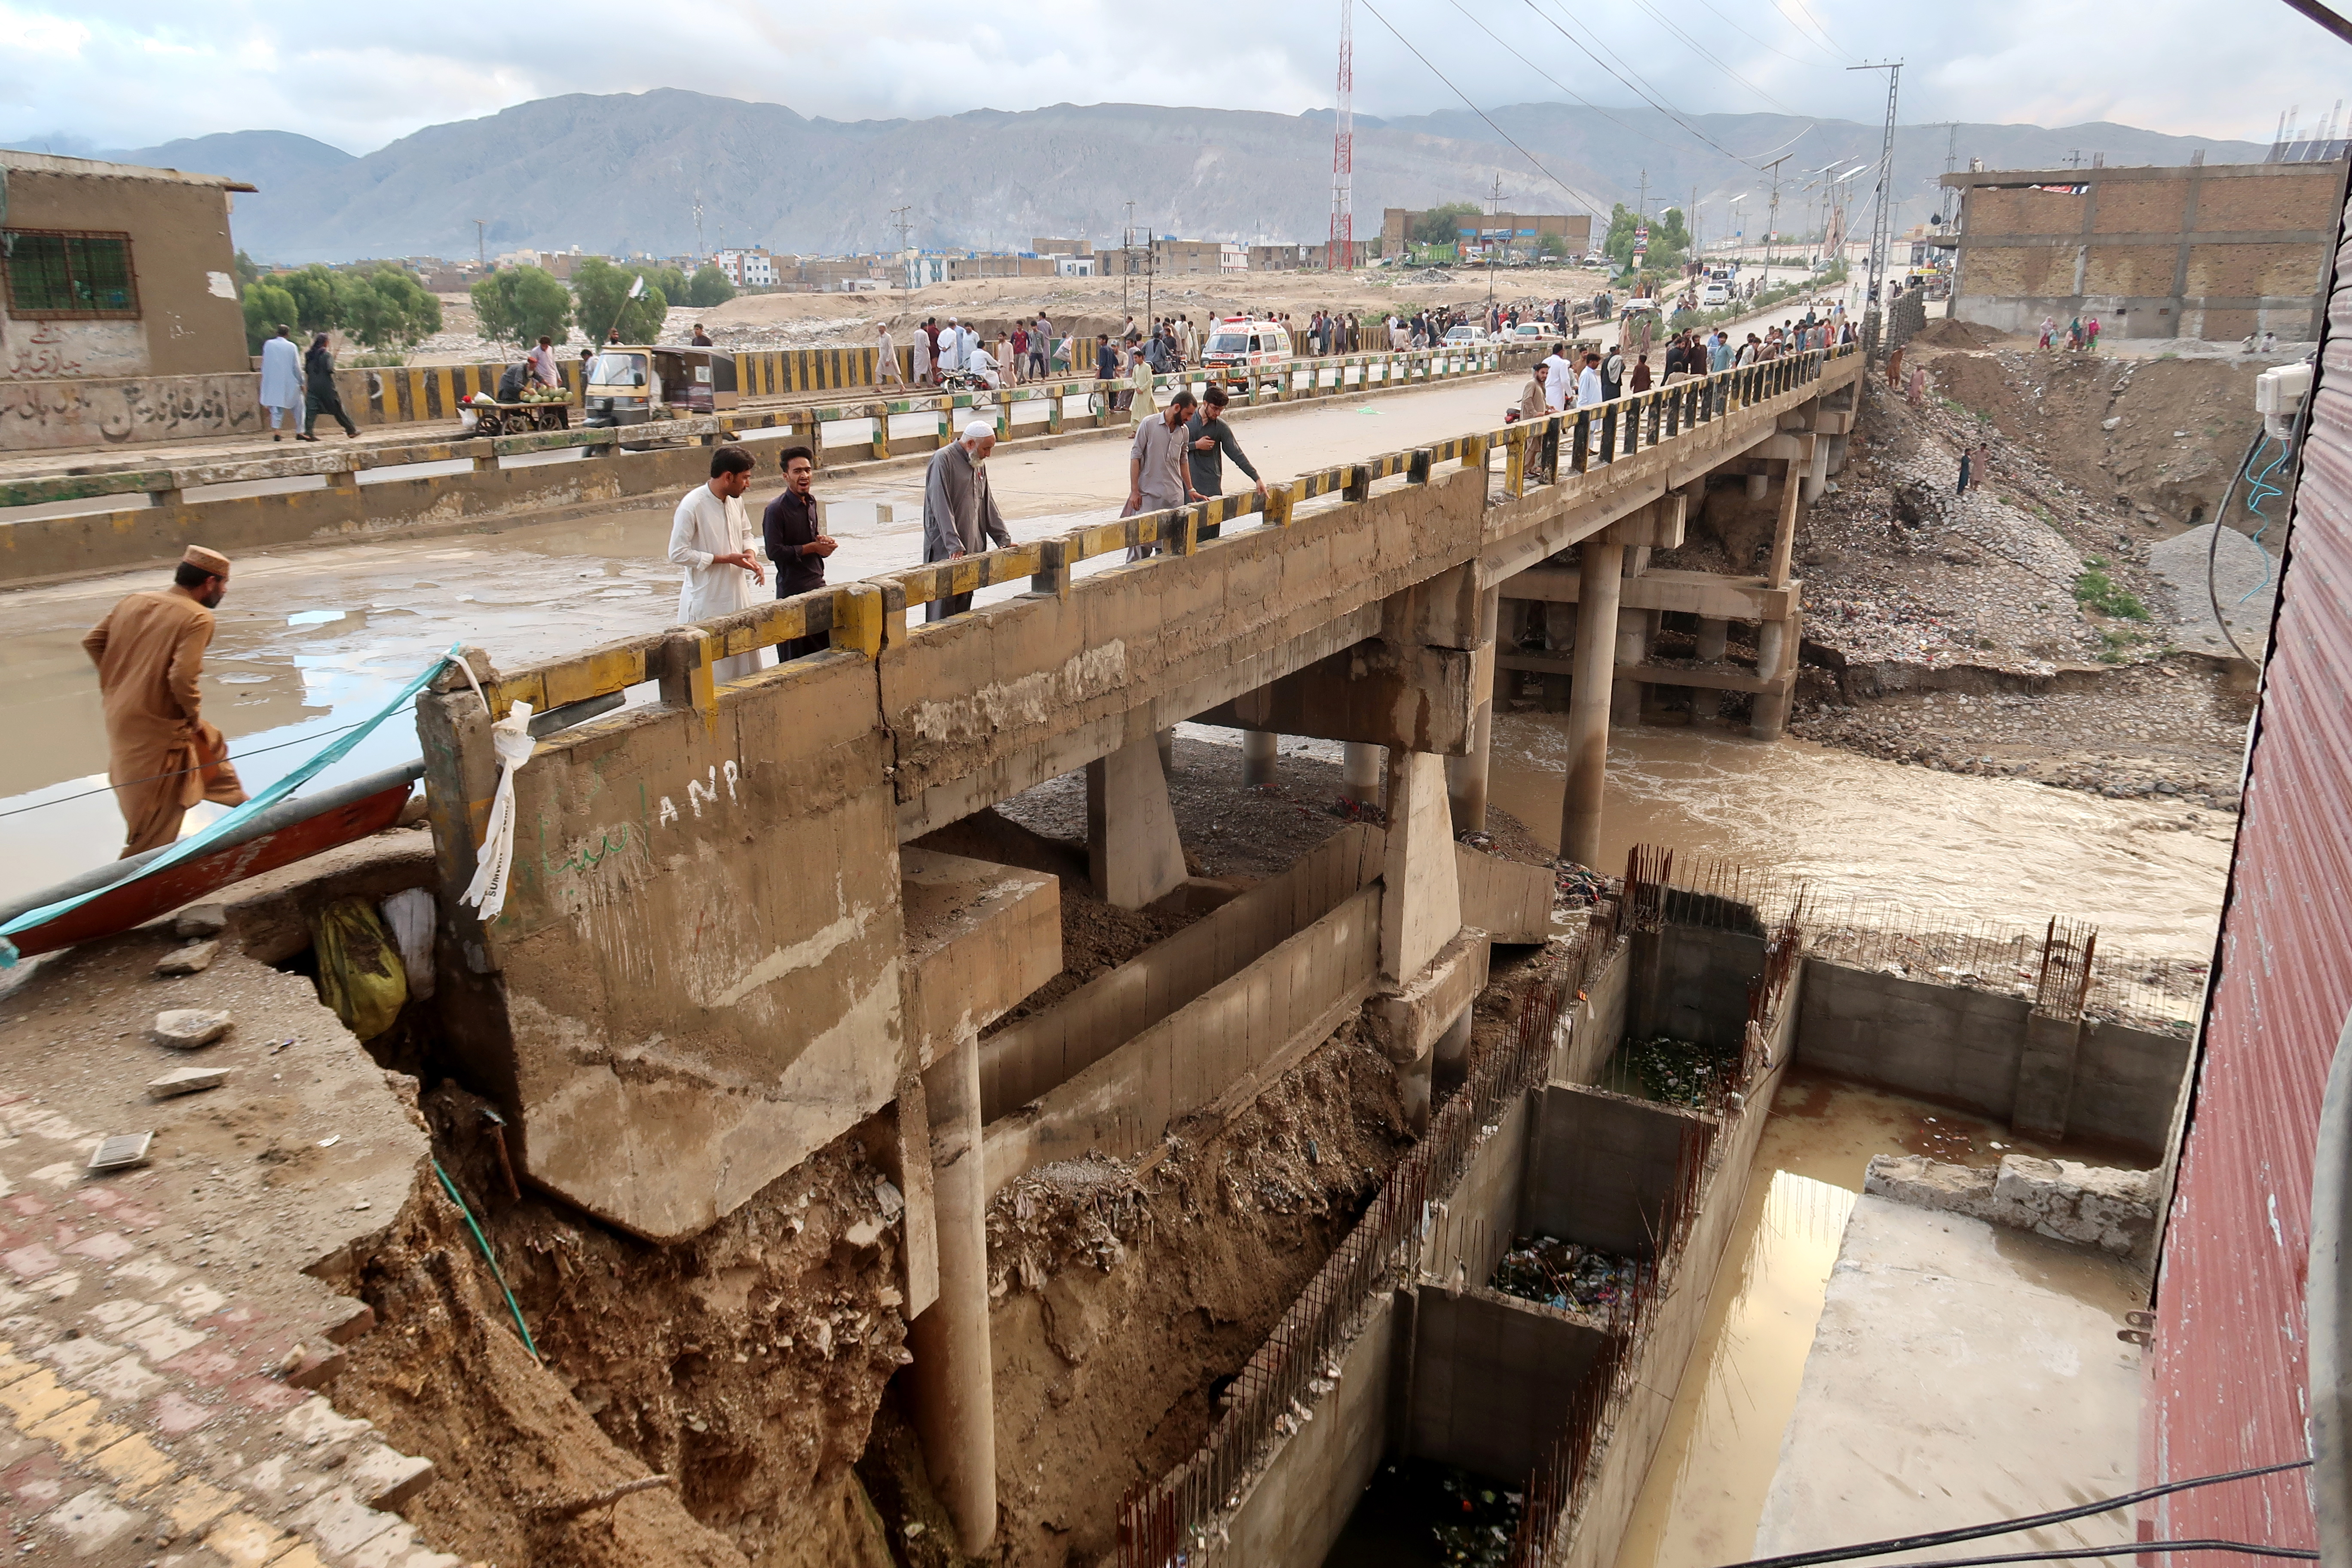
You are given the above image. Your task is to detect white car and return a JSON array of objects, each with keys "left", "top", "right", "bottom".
[
  {"left": 1701, "top": 282, "right": 1732, "bottom": 307},
  {"left": 1442, "top": 325, "right": 1490, "bottom": 346},
  {"left": 1507, "top": 322, "right": 1556, "bottom": 344}
]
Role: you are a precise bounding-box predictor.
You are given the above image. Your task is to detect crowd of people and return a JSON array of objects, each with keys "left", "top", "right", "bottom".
[
  {"left": 1526, "top": 303, "right": 1853, "bottom": 416},
  {"left": 2037, "top": 314, "right": 2104, "bottom": 352}
]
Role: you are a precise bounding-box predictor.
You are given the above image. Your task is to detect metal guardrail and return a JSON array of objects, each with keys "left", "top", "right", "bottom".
[
  {"left": 463, "top": 343, "right": 1856, "bottom": 724},
  {"left": 0, "top": 342, "right": 1526, "bottom": 512}
]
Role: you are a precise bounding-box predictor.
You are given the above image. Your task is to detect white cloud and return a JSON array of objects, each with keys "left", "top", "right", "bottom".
[{"left": 1, "top": 0, "right": 2342, "bottom": 153}]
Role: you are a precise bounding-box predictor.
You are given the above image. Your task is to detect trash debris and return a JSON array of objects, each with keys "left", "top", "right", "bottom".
[
  {"left": 155, "top": 940, "right": 219, "bottom": 976},
  {"left": 1490, "top": 1234, "right": 1647, "bottom": 1317},
  {"left": 152, "top": 1008, "right": 231, "bottom": 1050},
  {"left": 1616, "top": 1033, "right": 1738, "bottom": 1109},
  {"left": 88, "top": 1132, "right": 154, "bottom": 1172},
  {"left": 147, "top": 1067, "right": 228, "bottom": 1099}
]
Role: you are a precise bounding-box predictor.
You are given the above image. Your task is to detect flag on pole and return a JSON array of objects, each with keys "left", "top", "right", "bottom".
[{"left": 626, "top": 274, "right": 646, "bottom": 299}]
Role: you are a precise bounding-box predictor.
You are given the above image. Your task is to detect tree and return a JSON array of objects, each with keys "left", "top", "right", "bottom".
[
  {"left": 570, "top": 257, "right": 668, "bottom": 344},
  {"left": 687, "top": 265, "right": 735, "bottom": 308},
  {"left": 341, "top": 266, "right": 442, "bottom": 350},
  {"left": 280, "top": 263, "right": 345, "bottom": 334},
  {"left": 241, "top": 281, "right": 298, "bottom": 355},
  {"left": 471, "top": 265, "right": 572, "bottom": 347},
  {"left": 233, "top": 250, "right": 263, "bottom": 291},
  {"left": 1412, "top": 203, "right": 1482, "bottom": 246},
  {"left": 1649, "top": 207, "right": 1693, "bottom": 272},
  {"left": 1537, "top": 234, "right": 1569, "bottom": 260}
]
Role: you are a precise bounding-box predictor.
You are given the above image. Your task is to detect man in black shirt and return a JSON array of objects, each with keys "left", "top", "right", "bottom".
[
  {"left": 761, "top": 445, "right": 838, "bottom": 659},
  {"left": 1186, "top": 385, "right": 1265, "bottom": 541}
]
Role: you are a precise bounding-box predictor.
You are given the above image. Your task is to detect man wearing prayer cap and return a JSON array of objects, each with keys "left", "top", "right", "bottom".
[
  {"left": 920, "top": 420, "right": 1011, "bottom": 622},
  {"left": 82, "top": 546, "right": 247, "bottom": 856}
]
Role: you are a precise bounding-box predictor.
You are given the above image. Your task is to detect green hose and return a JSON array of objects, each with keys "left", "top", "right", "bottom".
[{"left": 432, "top": 1156, "right": 541, "bottom": 1359}]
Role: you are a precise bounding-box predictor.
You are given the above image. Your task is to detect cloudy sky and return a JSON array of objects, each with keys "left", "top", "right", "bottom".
[{"left": 2, "top": 0, "right": 2342, "bottom": 156}]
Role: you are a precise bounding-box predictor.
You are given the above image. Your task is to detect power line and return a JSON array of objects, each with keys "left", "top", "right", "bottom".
[
  {"left": 1441, "top": 0, "right": 1692, "bottom": 161},
  {"left": 1685, "top": 0, "right": 1850, "bottom": 68},
  {"left": 1519, "top": 0, "right": 1765, "bottom": 168},
  {"left": 1360, "top": 0, "right": 1616, "bottom": 217},
  {"left": 1616, "top": 0, "right": 1802, "bottom": 113}
]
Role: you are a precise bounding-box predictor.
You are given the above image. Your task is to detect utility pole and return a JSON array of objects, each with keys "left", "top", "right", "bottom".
[
  {"left": 1848, "top": 61, "right": 1904, "bottom": 360},
  {"left": 473, "top": 218, "right": 487, "bottom": 270},
  {"left": 1329, "top": 0, "right": 1355, "bottom": 270},
  {"left": 1488, "top": 174, "right": 1503, "bottom": 298},
  {"left": 1944, "top": 122, "right": 1959, "bottom": 175},
  {"left": 1760, "top": 154, "right": 1790, "bottom": 291},
  {"left": 890, "top": 206, "right": 913, "bottom": 294},
  {"left": 1123, "top": 200, "right": 1137, "bottom": 321},
  {"left": 692, "top": 198, "right": 705, "bottom": 261}
]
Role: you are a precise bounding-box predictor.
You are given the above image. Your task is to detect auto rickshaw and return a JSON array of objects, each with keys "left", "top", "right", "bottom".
[{"left": 581, "top": 344, "right": 741, "bottom": 426}]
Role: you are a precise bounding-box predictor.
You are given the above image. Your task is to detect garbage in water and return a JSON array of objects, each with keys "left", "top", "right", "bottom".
[
  {"left": 1323, "top": 1456, "right": 1523, "bottom": 1567},
  {"left": 1618, "top": 1033, "right": 1738, "bottom": 1109},
  {"left": 1491, "top": 1234, "right": 1648, "bottom": 1317}
]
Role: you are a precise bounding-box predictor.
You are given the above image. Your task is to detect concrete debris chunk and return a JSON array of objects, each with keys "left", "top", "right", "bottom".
[
  {"left": 154, "top": 940, "right": 220, "bottom": 976},
  {"left": 172, "top": 903, "right": 228, "bottom": 938},
  {"left": 88, "top": 1132, "right": 154, "bottom": 1171},
  {"left": 147, "top": 1066, "right": 229, "bottom": 1099},
  {"left": 152, "top": 1008, "right": 231, "bottom": 1049}
]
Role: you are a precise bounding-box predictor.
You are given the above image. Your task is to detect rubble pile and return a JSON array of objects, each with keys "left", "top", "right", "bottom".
[
  {"left": 1491, "top": 1234, "right": 1647, "bottom": 1317},
  {"left": 1616, "top": 1032, "right": 1737, "bottom": 1109}
]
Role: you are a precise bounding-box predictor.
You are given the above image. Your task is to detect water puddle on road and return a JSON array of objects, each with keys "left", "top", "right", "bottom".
[
  {"left": 1607, "top": 1072, "right": 2132, "bottom": 1568},
  {"left": 1486, "top": 711, "right": 2231, "bottom": 960}
]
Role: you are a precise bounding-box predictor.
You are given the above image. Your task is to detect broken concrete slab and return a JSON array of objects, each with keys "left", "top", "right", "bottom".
[
  {"left": 152, "top": 1008, "right": 230, "bottom": 1049},
  {"left": 1864, "top": 1152, "right": 2160, "bottom": 1258},
  {"left": 147, "top": 1066, "right": 230, "bottom": 1099},
  {"left": 1366, "top": 927, "right": 1490, "bottom": 1065},
  {"left": 172, "top": 903, "right": 228, "bottom": 938},
  {"left": 155, "top": 939, "right": 220, "bottom": 976}
]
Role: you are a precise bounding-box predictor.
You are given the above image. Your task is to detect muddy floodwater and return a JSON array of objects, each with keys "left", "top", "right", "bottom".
[
  {"left": 1488, "top": 711, "right": 2231, "bottom": 961},
  {"left": 1608, "top": 1073, "right": 2144, "bottom": 1568}
]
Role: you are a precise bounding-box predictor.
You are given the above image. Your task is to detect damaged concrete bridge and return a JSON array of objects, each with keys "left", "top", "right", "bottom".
[{"left": 411, "top": 344, "right": 1863, "bottom": 1553}]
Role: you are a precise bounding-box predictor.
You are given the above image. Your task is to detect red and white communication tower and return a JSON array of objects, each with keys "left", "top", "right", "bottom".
[{"left": 1328, "top": 0, "right": 1354, "bottom": 270}]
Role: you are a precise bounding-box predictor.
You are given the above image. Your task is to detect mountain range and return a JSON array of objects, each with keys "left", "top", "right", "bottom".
[{"left": 21, "top": 91, "right": 2271, "bottom": 265}]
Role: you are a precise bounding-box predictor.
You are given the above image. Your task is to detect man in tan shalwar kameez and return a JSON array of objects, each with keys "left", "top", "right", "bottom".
[{"left": 82, "top": 545, "right": 247, "bottom": 857}]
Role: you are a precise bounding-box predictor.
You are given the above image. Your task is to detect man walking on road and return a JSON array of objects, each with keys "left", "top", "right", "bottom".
[
  {"left": 300, "top": 334, "right": 357, "bottom": 441},
  {"left": 259, "top": 325, "right": 302, "bottom": 441},
  {"left": 763, "top": 445, "right": 838, "bottom": 658},
  {"left": 1126, "top": 388, "right": 1201, "bottom": 559},
  {"left": 1577, "top": 353, "right": 1605, "bottom": 409},
  {"left": 668, "top": 445, "right": 766, "bottom": 681},
  {"left": 923, "top": 420, "right": 1011, "bottom": 621},
  {"left": 83, "top": 546, "right": 248, "bottom": 857},
  {"left": 878, "top": 322, "right": 905, "bottom": 386}
]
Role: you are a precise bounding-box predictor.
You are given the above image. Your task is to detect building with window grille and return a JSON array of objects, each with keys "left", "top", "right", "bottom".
[{"left": 1, "top": 150, "right": 255, "bottom": 384}]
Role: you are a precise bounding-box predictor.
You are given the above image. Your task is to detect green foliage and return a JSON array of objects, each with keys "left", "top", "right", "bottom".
[
  {"left": 2073, "top": 560, "right": 2150, "bottom": 621},
  {"left": 686, "top": 265, "right": 736, "bottom": 308},
  {"left": 279, "top": 263, "right": 344, "bottom": 334},
  {"left": 241, "top": 282, "right": 298, "bottom": 355},
  {"left": 2097, "top": 628, "right": 2148, "bottom": 663},
  {"left": 1538, "top": 233, "right": 1569, "bottom": 259},
  {"left": 1602, "top": 204, "right": 1690, "bottom": 275},
  {"left": 571, "top": 257, "right": 669, "bottom": 344},
  {"left": 340, "top": 266, "right": 442, "bottom": 350},
  {"left": 471, "top": 265, "right": 572, "bottom": 347},
  {"left": 232, "top": 250, "right": 263, "bottom": 291},
  {"left": 1411, "top": 202, "right": 1482, "bottom": 246},
  {"left": 1669, "top": 308, "right": 1702, "bottom": 334}
]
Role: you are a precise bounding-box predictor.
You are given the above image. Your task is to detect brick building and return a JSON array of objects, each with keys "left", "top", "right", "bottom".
[{"left": 1938, "top": 158, "right": 2349, "bottom": 340}]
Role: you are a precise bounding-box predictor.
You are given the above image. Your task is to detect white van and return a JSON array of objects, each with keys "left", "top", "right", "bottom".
[{"left": 1199, "top": 316, "right": 1293, "bottom": 385}]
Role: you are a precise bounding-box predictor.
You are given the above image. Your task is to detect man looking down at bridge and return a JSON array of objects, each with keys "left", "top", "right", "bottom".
[
  {"left": 1126, "top": 388, "right": 1200, "bottom": 560},
  {"left": 1541, "top": 345, "right": 1574, "bottom": 413},
  {"left": 1185, "top": 384, "right": 1264, "bottom": 542},
  {"left": 82, "top": 546, "right": 248, "bottom": 857},
  {"left": 763, "top": 445, "right": 836, "bottom": 660},
  {"left": 923, "top": 420, "right": 1011, "bottom": 622},
  {"left": 669, "top": 445, "right": 766, "bottom": 681}
]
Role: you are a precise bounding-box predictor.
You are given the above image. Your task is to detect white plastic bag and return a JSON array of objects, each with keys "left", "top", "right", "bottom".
[
  {"left": 380, "top": 886, "right": 437, "bottom": 1001},
  {"left": 459, "top": 700, "right": 536, "bottom": 924}
]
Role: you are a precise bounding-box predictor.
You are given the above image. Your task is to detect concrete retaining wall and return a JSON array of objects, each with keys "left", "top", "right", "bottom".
[
  {"left": 1639, "top": 925, "right": 1766, "bottom": 1050},
  {"left": 1552, "top": 938, "right": 1632, "bottom": 1087},
  {"left": 1219, "top": 1291, "right": 1403, "bottom": 1567},
  {"left": 1424, "top": 1091, "right": 1534, "bottom": 1290},
  {"left": 979, "top": 826, "right": 1383, "bottom": 1119},
  {"left": 980, "top": 883, "right": 1381, "bottom": 1192},
  {"left": 1523, "top": 1084, "right": 1706, "bottom": 1258},
  {"left": 1455, "top": 846, "right": 1553, "bottom": 944},
  {"left": 1406, "top": 1288, "right": 1611, "bottom": 1482},
  {"left": 1795, "top": 958, "right": 2187, "bottom": 1157}
]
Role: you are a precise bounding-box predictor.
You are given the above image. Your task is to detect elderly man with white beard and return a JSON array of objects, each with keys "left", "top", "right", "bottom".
[{"left": 921, "top": 420, "right": 1012, "bottom": 622}]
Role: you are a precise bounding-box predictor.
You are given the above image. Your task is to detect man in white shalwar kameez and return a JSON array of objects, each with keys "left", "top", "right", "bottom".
[
  {"left": 668, "top": 445, "right": 767, "bottom": 682},
  {"left": 258, "top": 325, "right": 303, "bottom": 440}
]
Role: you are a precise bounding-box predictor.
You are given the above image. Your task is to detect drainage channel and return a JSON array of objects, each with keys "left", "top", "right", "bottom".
[{"left": 1122, "top": 871, "right": 2188, "bottom": 1568}]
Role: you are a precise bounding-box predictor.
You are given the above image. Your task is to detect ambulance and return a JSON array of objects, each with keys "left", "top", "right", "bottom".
[{"left": 1198, "top": 316, "right": 1294, "bottom": 386}]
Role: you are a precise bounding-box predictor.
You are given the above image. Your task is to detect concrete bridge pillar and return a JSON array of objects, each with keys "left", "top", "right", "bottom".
[
  {"left": 1610, "top": 606, "right": 1650, "bottom": 728},
  {"left": 1562, "top": 540, "right": 1624, "bottom": 870},
  {"left": 1745, "top": 467, "right": 1770, "bottom": 502},
  {"left": 906, "top": 1029, "right": 997, "bottom": 1558},
  {"left": 1242, "top": 729, "right": 1280, "bottom": 787},
  {"left": 1446, "top": 587, "right": 1499, "bottom": 833},
  {"left": 1800, "top": 433, "right": 1831, "bottom": 503},
  {"left": 1342, "top": 742, "right": 1385, "bottom": 807},
  {"left": 1693, "top": 617, "right": 1729, "bottom": 720},
  {"left": 1380, "top": 750, "right": 1467, "bottom": 1131},
  {"left": 1087, "top": 735, "right": 1188, "bottom": 908},
  {"left": 1752, "top": 619, "right": 1792, "bottom": 740}
]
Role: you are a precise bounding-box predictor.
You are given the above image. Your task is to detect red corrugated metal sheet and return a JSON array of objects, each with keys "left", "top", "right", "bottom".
[{"left": 2142, "top": 194, "right": 2352, "bottom": 1547}]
